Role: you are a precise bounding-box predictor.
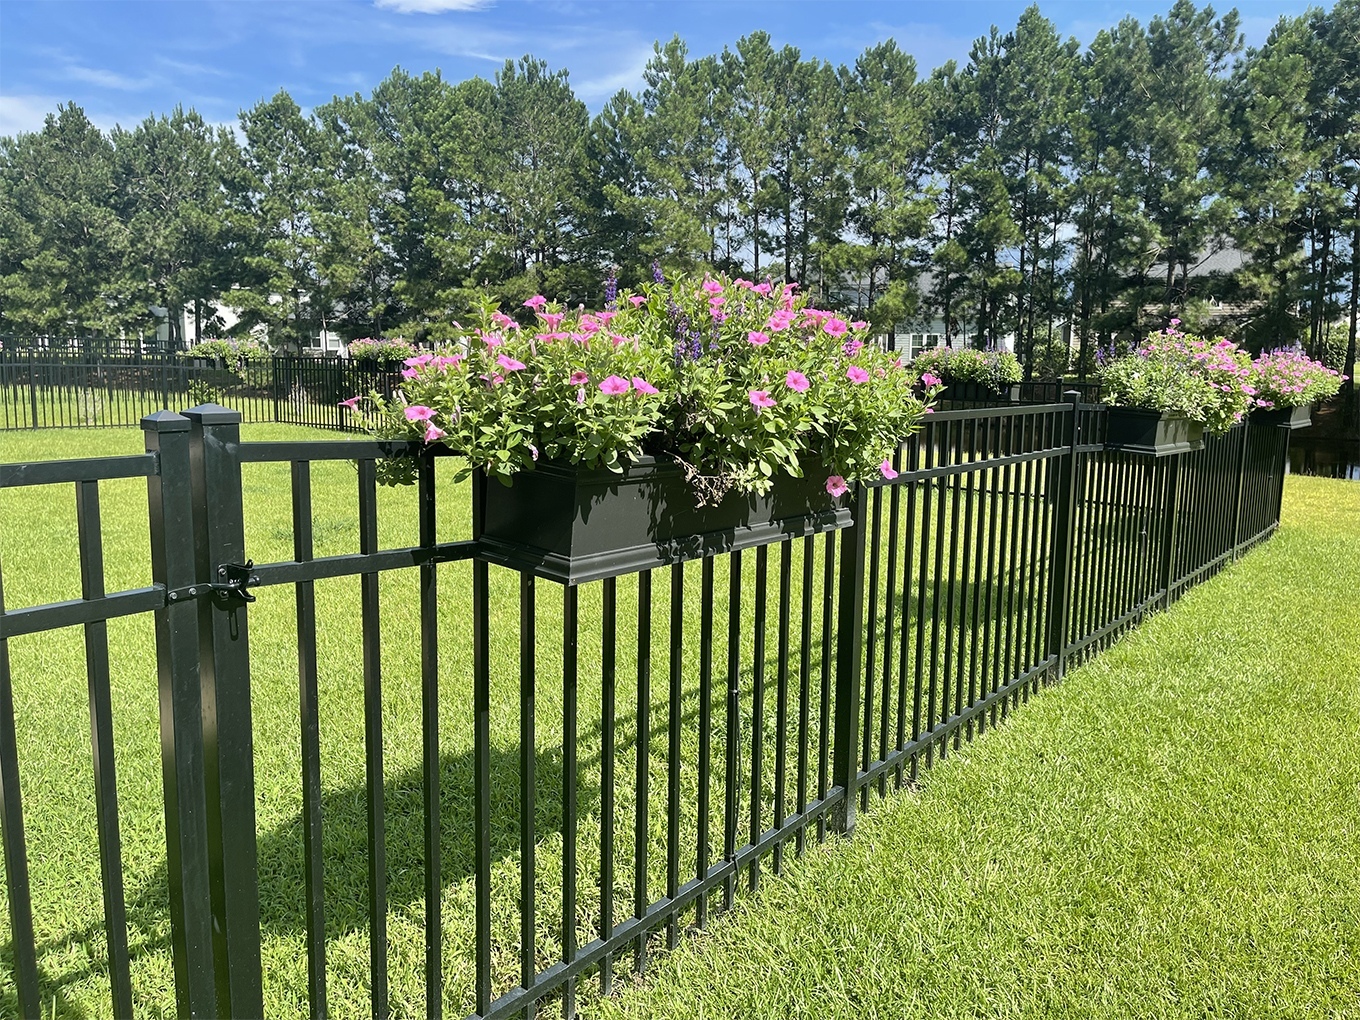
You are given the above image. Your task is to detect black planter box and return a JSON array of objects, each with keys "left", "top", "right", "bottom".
[
  {"left": 939, "top": 380, "right": 1020, "bottom": 404},
  {"left": 1249, "top": 404, "right": 1312, "bottom": 430},
  {"left": 475, "top": 456, "right": 851, "bottom": 584},
  {"left": 1104, "top": 407, "right": 1205, "bottom": 457}
]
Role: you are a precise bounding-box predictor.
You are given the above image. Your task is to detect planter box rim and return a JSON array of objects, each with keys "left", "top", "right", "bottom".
[{"left": 1249, "top": 403, "right": 1312, "bottom": 430}]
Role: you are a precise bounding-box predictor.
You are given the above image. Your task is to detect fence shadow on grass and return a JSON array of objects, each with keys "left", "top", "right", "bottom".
[{"left": 3, "top": 680, "right": 727, "bottom": 1018}]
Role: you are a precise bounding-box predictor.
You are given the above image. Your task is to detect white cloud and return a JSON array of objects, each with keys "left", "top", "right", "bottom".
[
  {"left": 571, "top": 46, "right": 653, "bottom": 103},
  {"left": 0, "top": 94, "right": 152, "bottom": 137},
  {"left": 374, "top": 0, "right": 490, "bottom": 13},
  {"left": 61, "top": 64, "right": 158, "bottom": 91},
  {"left": 0, "top": 95, "right": 61, "bottom": 137}
]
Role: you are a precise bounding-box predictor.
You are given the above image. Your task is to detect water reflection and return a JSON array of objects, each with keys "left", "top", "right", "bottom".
[{"left": 1289, "top": 438, "right": 1360, "bottom": 480}]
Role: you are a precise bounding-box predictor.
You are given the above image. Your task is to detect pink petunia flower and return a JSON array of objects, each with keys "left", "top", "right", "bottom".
[
  {"left": 851, "top": 320, "right": 868, "bottom": 330},
  {"left": 338, "top": 396, "right": 361, "bottom": 409},
  {"left": 748, "top": 331, "right": 770, "bottom": 346},
  {"left": 404, "top": 405, "right": 435, "bottom": 422},
  {"left": 880, "top": 459, "right": 898, "bottom": 480},
  {"left": 629, "top": 295, "right": 647, "bottom": 307},
  {"left": 401, "top": 367, "right": 419, "bottom": 380},
  {"left": 785, "top": 370, "right": 810, "bottom": 392},
  {"left": 599, "top": 375, "right": 631, "bottom": 395},
  {"left": 826, "top": 475, "right": 849, "bottom": 498},
  {"left": 846, "top": 366, "right": 870, "bottom": 384},
  {"left": 921, "top": 372, "right": 942, "bottom": 388},
  {"left": 423, "top": 423, "right": 446, "bottom": 444},
  {"left": 823, "top": 318, "right": 848, "bottom": 337},
  {"left": 569, "top": 370, "right": 589, "bottom": 385},
  {"left": 497, "top": 354, "right": 526, "bottom": 372},
  {"left": 702, "top": 279, "right": 724, "bottom": 295},
  {"left": 539, "top": 312, "right": 565, "bottom": 330},
  {"left": 524, "top": 295, "right": 547, "bottom": 311},
  {"left": 632, "top": 376, "right": 659, "bottom": 395},
  {"left": 749, "top": 389, "right": 776, "bottom": 409}
]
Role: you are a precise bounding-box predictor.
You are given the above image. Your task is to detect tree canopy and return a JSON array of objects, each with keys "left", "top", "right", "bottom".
[{"left": 1, "top": 1, "right": 1356, "bottom": 391}]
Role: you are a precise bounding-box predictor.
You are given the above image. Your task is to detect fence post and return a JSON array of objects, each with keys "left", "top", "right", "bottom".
[
  {"left": 1045, "top": 393, "right": 1081, "bottom": 682},
  {"left": 1158, "top": 454, "right": 1184, "bottom": 609},
  {"left": 183, "top": 403, "right": 264, "bottom": 1019},
  {"left": 142, "top": 410, "right": 218, "bottom": 1018},
  {"left": 830, "top": 483, "right": 868, "bottom": 836},
  {"left": 1229, "top": 422, "right": 1250, "bottom": 557}
]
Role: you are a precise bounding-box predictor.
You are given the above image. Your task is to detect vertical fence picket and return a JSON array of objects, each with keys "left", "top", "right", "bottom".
[
  {"left": 291, "top": 459, "right": 329, "bottom": 1019},
  {"left": 0, "top": 553, "right": 40, "bottom": 1018},
  {"left": 1048, "top": 394, "right": 1080, "bottom": 681},
  {"left": 831, "top": 486, "right": 867, "bottom": 835},
  {"left": 76, "top": 478, "right": 135, "bottom": 1019}
]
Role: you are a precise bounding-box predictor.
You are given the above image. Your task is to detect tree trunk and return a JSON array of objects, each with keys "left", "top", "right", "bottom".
[{"left": 1344, "top": 185, "right": 1358, "bottom": 409}]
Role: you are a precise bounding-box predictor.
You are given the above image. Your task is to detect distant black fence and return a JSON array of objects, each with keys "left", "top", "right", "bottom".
[
  {"left": 0, "top": 399, "right": 1289, "bottom": 1018},
  {"left": 0, "top": 350, "right": 403, "bottom": 432}
]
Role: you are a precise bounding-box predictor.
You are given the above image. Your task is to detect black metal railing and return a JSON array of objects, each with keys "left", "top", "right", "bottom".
[
  {"left": 0, "top": 397, "right": 1290, "bottom": 1019},
  {"left": 0, "top": 350, "right": 404, "bottom": 432}
]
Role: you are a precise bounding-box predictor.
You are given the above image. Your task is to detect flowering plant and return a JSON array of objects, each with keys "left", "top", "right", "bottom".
[
  {"left": 353, "top": 271, "right": 941, "bottom": 503},
  {"left": 183, "top": 338, "right": 270, "bottom": 363},
  {"left": 910, "top": 347, "right": 1022, "bottom": 394},
  {"left": 1248, "top": 349, "right": 1344, "bottom": 409},
  {"left": 1099, "top": 324, "right": 1252, "bottom": 433},
  {"left": 348, "top": 337, "right": 416, "bottom": 363}
]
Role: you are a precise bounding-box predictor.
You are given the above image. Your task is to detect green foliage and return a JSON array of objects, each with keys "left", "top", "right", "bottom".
[
  {"left": 1100, "top": 326, "right": 1253, "bottom": 432},
  {"left": 347, "top": 337, "right": 415, "bottom": 363},
  {"left": 2, "top": 2, "right": 1360, "bottom": 386},
  {"left": 183, "top": 337, "right": 270, "bottom": 363},
  {"left": 356, "top": 274, "right": 940, "bottom": 501},
  {"left": 911, "top": 346, "right": 1023, "bottom": 392}
]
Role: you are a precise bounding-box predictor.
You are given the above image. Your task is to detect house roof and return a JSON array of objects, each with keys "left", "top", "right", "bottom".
[{"left": 1150, "top": 241, "right": 1248, "bottom": 279}]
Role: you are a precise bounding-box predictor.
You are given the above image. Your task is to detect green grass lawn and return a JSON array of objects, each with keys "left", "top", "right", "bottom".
[
  {"left": 2, "top": 425, "right": 1346, "bottom": 1019},
  {"left": 597, "top": 473, "right": 1360, "bottom": 1020},
  {"left": 0, "top": 424, "right": 848, "bottom": 1019}
]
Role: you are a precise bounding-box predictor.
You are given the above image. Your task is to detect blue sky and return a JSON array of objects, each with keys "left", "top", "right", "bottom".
[{"left": 0, "top": 0, "right": 1309, "bottom": 137}]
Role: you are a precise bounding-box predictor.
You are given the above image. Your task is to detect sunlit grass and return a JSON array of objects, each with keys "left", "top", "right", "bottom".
[{"left": 598, "top": 474, "right": 1360, "bottom": 1020}]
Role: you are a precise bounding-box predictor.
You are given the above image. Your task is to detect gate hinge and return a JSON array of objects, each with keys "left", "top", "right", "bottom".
[{"left": 166, "top": 560, "right": 259, "bottom": 606}]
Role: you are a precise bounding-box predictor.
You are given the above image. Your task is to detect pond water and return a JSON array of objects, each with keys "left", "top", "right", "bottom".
[{"left": 1289, "top": 440, "right": 1360, "bottom": 480}]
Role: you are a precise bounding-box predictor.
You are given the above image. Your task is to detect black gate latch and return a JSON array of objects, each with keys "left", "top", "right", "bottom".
[
  {"left": 212, "top": 561, "right": 259, "bottom": 605},
  {"left": 166, "top": 560, "right": 259, "bottom": 606}
]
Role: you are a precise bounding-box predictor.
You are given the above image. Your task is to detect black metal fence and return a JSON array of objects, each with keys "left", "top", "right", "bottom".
[
  {"left": 0, "top": 351, "right": 403, "bottom": 432},
  {"left": 0, "top": 399, "right": 1290, "bottom": 1019}
]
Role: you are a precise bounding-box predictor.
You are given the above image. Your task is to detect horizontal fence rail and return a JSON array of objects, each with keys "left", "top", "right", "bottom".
[{"left": 0, "top": 398, "right": 1290, "bottom": 1018}]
